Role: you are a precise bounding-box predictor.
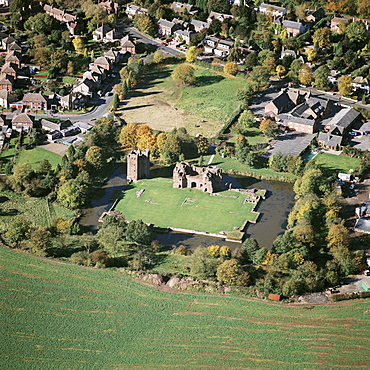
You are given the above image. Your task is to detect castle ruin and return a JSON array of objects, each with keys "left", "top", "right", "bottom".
[
  {"left": 127, "top": 149, "right": 150, "bottom": 182},
  {"left": 173, "top": 163, "right": 223, "bottom": 193}
]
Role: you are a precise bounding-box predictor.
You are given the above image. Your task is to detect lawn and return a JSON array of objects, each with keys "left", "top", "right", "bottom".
[
  {"left": 115, "top": 178, "right": 261, "bottom": 234},
  {"left": 313, "top": 152, "right": 361, "bottom": 175},
  {"left": 0, "top": 191, "right": 76, "bottom": 231},
  {"left": 17, "top": 147, "right": 62, "bottom": 169},
  {"left": 1, "top": 246, "right": 370, "bottom": 369},
  {"left": 62, "top": 76, "right": 77, "bottom": 84},
  {"left": 118, "top": 64, "right": 246, "bottom": 137}
]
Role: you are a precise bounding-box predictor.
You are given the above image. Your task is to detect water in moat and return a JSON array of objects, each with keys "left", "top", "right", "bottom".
[{"left": 81, "top": 167, "right": 295, "bottom": 250}]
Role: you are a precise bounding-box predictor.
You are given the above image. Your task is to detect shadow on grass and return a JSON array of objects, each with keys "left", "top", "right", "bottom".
[
  {"left": 123, "top": 104, "right": 154, "bottom": 111},
  {"left": 195, "top": 75, "right": 224, "bottom": 87}
]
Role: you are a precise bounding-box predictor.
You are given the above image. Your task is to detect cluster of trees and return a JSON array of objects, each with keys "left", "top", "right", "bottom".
[{"left": 268, "top": 151, "right": 304, "bottom": 175}]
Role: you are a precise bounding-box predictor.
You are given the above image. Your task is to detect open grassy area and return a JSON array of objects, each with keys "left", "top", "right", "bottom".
[
  {"left": 209, "top": 154, "right": 298, "bottom": 181},
  {"left": 118, "top": 64, "right": 246, "bottom": 137},
  {"left": 115, "top": 178, "right": 260, "bottom": 234},
  {"left": 313, "top": 152, "right": 362, "bottom": 175},
  {"left": 1, "top": 246, "right": 370, "bottom": 369},
  {"left": 17, "top": 147, "right": 62, "bottom": 169},
  {"left": 0, "top": 191, "right": 76, "bottom": 231},
  {"left": 61, "top": 76, "right": 77, "bottom": 84}
]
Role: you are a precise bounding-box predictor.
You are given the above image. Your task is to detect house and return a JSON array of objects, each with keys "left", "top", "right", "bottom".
[
  {"left": 73, "top": 121, "right": 93, "bottom": 134},
  {"left": 157, "top": 19, "right": 178, "bottom": 36},
  {"left": 22, "top": 93, "right": 47, "bottom": 111},
  {"left": 290, "top": 97, "right": 329, "bottom": 120},
  {"left": 330, "top": 16, "right": 353, "bottom": 33},
  {"left": 265, "top": 91, "right": 295, "bottom": 116},
  {"left": 7, "top": 41, "right": 21, "bottom": 52},
  {"left": 214, "top": 39, "right": 234, "bottom": 57},
  {"left": 83, "top": 70, "right": 101, "bottom": 86},
  {"left": 120, "top": 35, "right": 136, "bottom": 54},
  {"left": 41, "top": 118, "right": 73, "bottom": 132},
  {"left": 259, "top": 3, "right": 287, "bottom": 18},
  {"left": 276, "top": 114, "right": 316, "bottom": 134},
  {"left": 1, "top": 35, "right": 16, "bottom": 50},
  {"left": 126, "top": 4, "right": 148, "bottom": 19},
  {"left": 60, "top": 92, "right": 87, "bottom": 110},
  {"left": 203, "top": 35, "right": 219, "bottom": 54},
  {"left": 0, "top": 0, "right": 14, "bottom": 6},
  {"left": 99, "top": 0, "right": 119, "bottom": 14},
  {"left": 72, "top": 78, "right": 95, "bottom": 97},
  {"left": 352, "top": 76, "right": 370, "bottom": 94},
  {"left": 93, "top": 24, "right": 121, "bottom": 42},
  {"left": 324, "top": 107, "right": 360, "bottom": 132},
  {"left": 0, "top": 89, "right": 9, "bottom": 108},
  {"left": 43, "top": 4, "right": 81, "bottom": 35},
  {"left": 90, "top": 64, "right": 106, "bottom": 77},
  {"left": 0, "top": 74, "right": 14, "bottom": 90},
  {"left": 93, "top": 56, "right": 111, "bottom": 70},
  {"left": 5, "top": 50, "right": 22, "bottom": 68},
  {"left": 207, "top": 11, "right": 233, "bottom": 24},
  {"left": 12, "top": 113, "right": 34, "bottom": 132},
  {"left": 317, "top": 131, "right": 343, "bottom": 150},
  {"left": 306, "top": 8, "right": 325, "bottom": 23},
  {"left": 1, "top": 62, "right": 17, "bottom": 79},
  {"left": 280, "top": 20, "right": 308, "bottom": 37},
  {"left": 104, "top": 48, "right": 119, "bottom": 63},
  {"left": 191, "top": 19, "right": 209, "bottom": 32},
  {"left": 171, "top": 2, "right": 196, "bottom": 15},
  {"left": 173, "top": 29, "right": 193, "bottom": 45}
]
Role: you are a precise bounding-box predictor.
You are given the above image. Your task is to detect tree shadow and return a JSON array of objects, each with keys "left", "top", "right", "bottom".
[
  {"left": 195, "top": 75, "right": 224, "bottom": 87},
  {"left": 0, "top": 208, "right": 19, "bottom": 216},
  {"left": 0, "top": 195, "right": 9, "bottom": 203},
  {"left": 123, "top": 104, "right": 154, "bottom": 111}
]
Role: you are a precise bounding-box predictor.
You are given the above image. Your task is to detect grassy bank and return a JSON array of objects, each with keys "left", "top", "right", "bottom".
[{"left": 1, "top": 246, "right": 370, "bottom": 369}]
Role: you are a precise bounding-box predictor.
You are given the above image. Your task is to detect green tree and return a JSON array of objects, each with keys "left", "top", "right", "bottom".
[
  {"left": 186, "top": 46, "right": 199, "bottom": 63},
  {"left": 346, "top": 20, "right": 368, "bottom": 43},
  {"left": 8, "top": 163, "right": 33, "bottom": 193},
  {"left": 236, "top": 135, "right": 250, "bottom": 163},
  {"left": 190, "top": 247, "right": 220, "bottom": 280},
  {"left": 244, "top": 52, "right": 258, "bottom": 70},
  {"left": 298, "top": 64, "right": 313, "bottom": 86},
  {"left": 287, "top": 59, "right": 302, "bottom": 82},
  {"left": 248, "top": 66, "right": 270, "bottom": 91},
  {"left": 238, "top": 110, "right": 255, "bottom": 128},
  {"left": 314, "top": 65, "right": 330, "bottom": 91},
  {"left": 134, "top": 14, "right": 155, "bottom": 36},
  {"left": 97, "top": 224, "right": 126, "bottom": 257},
  {"left": 241, "top": 238, "right": 260, "bottom": 263},
  {"left": 153, "top": 49, "right": 164, "bottom": 64},
  {"left": 85, "top": 146, "right": 104, "bottom": 170},
  {"left": 338, "top": 75, "right": 353, "bottom": 97},
  {"left": 37, "top": 159, "right": 52, "bottom": 175},
  {"left": 6, "top": 217, "right": 31, "bottom": 244},
  {"left": 216, "top": 259, "right": 250, "bottom": 286},
  {"left": 194, "top": 135, "right": 208, "bottom": 155},
  {"left": 293, "top": 168, "right": 326, "bottom": 199},
  {"left": 57, "top": 179, "right": 88, "bottom": 209},
  {"left": 223, "top": 62, "right": 238, "bottom": 75},
  {"left": 326, "top": 223, "right": 350, "bottom": 251},
  {"left": 29, "top": 226, "right": 52, "bottom": 255},
  {"left": 161, "top": 134, "right": 182, "bottom": 163},
  {"left": 24, "top": 13, "right": 55, "bottom": 34},
  {"left": 111, "top": 93, "right": 120, "bottom": 111},
  {"left": 312, "top": 27, "right": 331, "bottom": 48},
  {"left": 125, "top": 220, "right": 154, "bottom": 245},
  {"left": 172, "top": 64, "right": 196, "bottom": 86}
]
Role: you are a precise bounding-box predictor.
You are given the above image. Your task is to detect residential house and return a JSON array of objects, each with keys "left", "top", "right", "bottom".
[
  {"left": 259, "top": 3, "right": 287, "bottom": 18},
  {"left": 174, "top": 29, "right": 193, "bottom": 44},
  {"left": 158, "top": 19, "right": 179, "bottom": 36},
  {"left": 330, "top": 16, "right": 353, "bottom": 33},
  {"left": 120, "top": 35, "right": 136, "bottom": 54},
  {"left": 1, "top": 62, "right": 17, "bottom": 79},
  {"left": 41, "top": 118, "right": 73, "bottom": 132},
  {"left": 317, "top": 131, "right": 343, "bottom": 150},
  {"left": 126, "top": 4, "right": 148, "bottom": 19},
  {"left": 0, "top": 0, "right": 14, "bottom": 6},
  {"left": 83, "top": 70, "right": 101, "bottom": 86},
  {"left": 190, "top": 19, "right": 209, "bottom": 32},
  {"left": 73, "top": 121, "right": 93, "bottom": 134},
  {"left": 7, "top": 41, "right": 21, "bottom": 52},
  {"left": 323, "top": 107, "right": 360, "bottom": 132},
  {"left": 99, "top": 0, "right": 119, "bottom": 14},
  {"left": 290, "top": 97, "right": 329, "bottom": 120},
  {"left": 90, "top": 64, "right": 106, "bottom": 78},
  {"left": 306, "top": 8, "right": 325, "bottom": 23},
  {"left": 171, "top": 2, "right": 196, "bottom": 15},
  {"left": 352, "top": 76, "right": 370, "bottom": 94},
  {"left": 0, "top": 90, "right": 9, "bottom": 108},
  {"left": 203, "top": 35, "right": 219, "bottom": 54},
  {"left": 22, "top": 93, "right": 47, "bottom": 111},
  {"left": 207, "top": 11, "right": 233, "bottom": 24},
  {"left": 214, "top": 39, "right": 234, "bottom": 57},
  {"left": 93, "top": 24, "right": 121, "bottom": 42},
  {"left": 104, "top": 48, "right": 119, "bottom": 63},
  {"left": 1, "top": 35, "right": 16, "bottom": 50},
  {"left": 265, "top": 90, "right": 296, "bottom": 116},
  {"left": 280, "top": 20, "right": 308, "bottom": 37},
  {"left": 0, "top": 74, "right": 14, "bottom": 90},
  {"left": 276, "top": 114, "right": 316, "bottom": 134},
  {"left": 5, "top": 50, "right": 22, "bottom": 68},
  {"left": 60, "top": 92, "right": 88, "bottom": 111},
  {"left": 93, "top": 56, "right": 111, "bottom": 70},
  {"left": 12, "top": 113, "right": 34, "bottom": 132},
  {"left": 72, "top": 78, "right": 95, "bottom": 97}
]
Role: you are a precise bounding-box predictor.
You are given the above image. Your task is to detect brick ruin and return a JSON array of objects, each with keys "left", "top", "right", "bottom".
[
  {"left": 127, "top": 149, "right": 150, "bottom": 182},
  {"left": 173, "top": 162, "right": 223, "bottom": 193}
]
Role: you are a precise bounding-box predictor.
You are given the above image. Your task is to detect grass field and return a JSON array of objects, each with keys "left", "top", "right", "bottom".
[
  {"left": 0, "top": 191, "right": 76, "bottom": 231},
  {"left": 115, "top": 178, "right": 261, "bottom": 234},
  {"left": 313, "top": 152, "right": 361, "bottom": 175},
  {"left": 1, "top": 246, "right": 370, "bottom": 369},
  {"left": 118, "top": 64, "right": 246, "bottom": 137},
  {"left": 17, "top": 147, "right": 62, "bottom": 169}
]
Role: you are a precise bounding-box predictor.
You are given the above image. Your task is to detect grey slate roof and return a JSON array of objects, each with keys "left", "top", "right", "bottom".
[
  {"left": 330, "top": 108, "right": 360, "bottom": 128},
  {"left": 158, "top": 19, "right": 175, "bottom": 28}
]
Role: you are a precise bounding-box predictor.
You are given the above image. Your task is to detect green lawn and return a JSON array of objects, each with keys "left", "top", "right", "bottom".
[
  {"left": 1, "top": 246, "right": 370, "bottom": 369},
  {"left": 313, "top": 152, "right": 361, "bottom": 175},
  {"left": 115, "top": 178, "right": 261, "bottom": 234},
  {"left": 17, "top": 147, "right": 62, "bottom": 169},
  {"left": 0, "top": 191, "right": 76, "bottom": 231},
  {"left": 62, "top": 76, "right": 77, "bottom": 84}
]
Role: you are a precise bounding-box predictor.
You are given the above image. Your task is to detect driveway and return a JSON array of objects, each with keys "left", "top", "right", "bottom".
[
  {"left": 350, "top": 134, "right": 370, "bottom": 151},
  {"left": 267, "top": 132, "right": 317, "bottom": 157}
]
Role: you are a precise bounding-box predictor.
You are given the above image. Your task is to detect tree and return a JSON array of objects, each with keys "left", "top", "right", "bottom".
[
  {"left": 207, "top": 0, "right": 230, "bottom": 13},
  {"left": 223, "top": 62, "right": 238, "bottom": 75},
  {"left": 6, "top": 217, "right": 31, "bottom": 244},
  {"left": 314, "top": 65, "right": 330, "bottom": 91},
  {"left": 85, "top": 146, "right": 104, "bottom": 170},
  {"left": 119, "top": 123, "right": 138, "bottom": 148},
  {"left": 238, "top": 110, "right": 255, "bottom": 128},
  {"left": 161, "top": 134, "right": 181, "bottom": 163},
  {"left": 9, "top": 163, "right": 33, "bottom": 192},
  {"left": 236, "top": 135, "right": 250, "bottom": 163},
  {"left": 312, "top": 27, "right": 331, "bottom": 48},
  {"left": 37, "top": 159, "right": 52, "bottom": 175},
  {"left": 287, "top": 59, "right": 302, "bottom": 82},
  {"left": 338, "top": 75, "right": 353, "bottom": 97},
  {"left": 190, "top": 247, "right": 220, "bottom": 280},
  {"left": 244, "top": 52, "right": 258, "bottom": 70},
  {"left": 227, "top": 48, "right": 242, "bottom": 63},
  {"left": 57, "top": 178, "right": 88, "bottom": 209},
  {"left": 194, "top": 135, "right": 208, "bottom": 155},
  {"left": 293, "top": 168, "right": 326, "bottom": 199},
  {"left": 24, "top": 13, "right": 55, "bottom": 34},
  {"left": 217, "top": 259, "right": 250, "bottom": 286},
  {"left": 137, "top": 132, "right": 157, "bottom": 151},
  {"left": 248, "top": 66, "right": 270, "bottom": 91},
  {"left": 186, "top": 46, "right": 199, "bottom": 63},
  {"left": 121, "top": 80, "right": 128, "bottom": 99},
  {"left": 172, "top": 64, "right": 196, "bottom": 86},
  {"left": 29, "top": 226, "right": 52, "bottom": 255},
  {"left": 261, "top": 57, "right": 276, "bottom": 76},
  {"left": 347, "top": 20, "right": 368, "bottom": 43},
  {"left": 259, "top": 118, "right": 279, "bottom": 138},
  {"left": 276, "top": 65, "right": 286, "bottom": 79},
  {"left": 326, "top": 223, "right": 350, "bottom": 251},
  {"left": 72, "top": 36, "right": 84, "bottom": 54},
  {"left": 97, "top": 224, "right": 126, "bottom": 257},
  {"left": 125, "top": 220, "right": 153, "bottom": 245},
  {"left": 298, "top": 64, "right": 313, "bottom": 86},
  {"left": 153, "top": 49, "right": 164, "bottom": 64},
  {"left": 134, "top": 14, "right": 155, "bottom": 36},
  {"left": 241, "top": 238, "right": 260, "bottom": 263},
  {"left": 67, "top": 60, "right": 74, "bottom": 74},
  {"left": 110, "top": 93, "right": 120, "bottom": 111}
]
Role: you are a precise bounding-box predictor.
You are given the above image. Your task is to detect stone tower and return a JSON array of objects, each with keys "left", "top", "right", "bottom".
[{"left": 127, "top": 149, "right": 150, "bottom": 182}]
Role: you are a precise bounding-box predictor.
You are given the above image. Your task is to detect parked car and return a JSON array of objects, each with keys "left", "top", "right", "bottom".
[{"left": 348, "top": 131, "right": 360, "bottom": 136}]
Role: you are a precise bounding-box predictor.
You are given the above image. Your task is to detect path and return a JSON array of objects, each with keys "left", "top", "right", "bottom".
[{"left": 207, "top": 154, "right": 215, "bottom": 165}]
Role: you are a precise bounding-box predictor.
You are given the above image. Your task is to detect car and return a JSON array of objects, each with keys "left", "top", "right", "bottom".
[
  {"left": 348, "top": 131, "right": 359, "bottom": 136},
  {"left": 349, "top": 183, "right": 355, "bottom": 190},
  {"left": 161, "top": 42, "right": 167, "bottom": 46},
  {"left": 364, "top": 131, "right": 370, "bottom": 136}
]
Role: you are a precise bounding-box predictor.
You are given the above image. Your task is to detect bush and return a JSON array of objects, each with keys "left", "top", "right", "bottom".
[
  {"left": 90, "top": 249, "right": 109, "bottom": 265},
  {"left": 70, "top": 251, "right": 90, "bottom": 266}
]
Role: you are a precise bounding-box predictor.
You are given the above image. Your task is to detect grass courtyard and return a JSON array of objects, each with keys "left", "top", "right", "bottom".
[
  {"left": 313, "top": 152, "right": 361, "bottom": 175},
  {"left": 115, "top": 178, "right": 262, "bottom": 235}
]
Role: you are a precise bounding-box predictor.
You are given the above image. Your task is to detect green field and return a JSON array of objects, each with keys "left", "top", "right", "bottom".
[
  {"left": 313, "top": 152, "right": 361, "bottom": 174},
  {"left": 17, "top": 147, "right": 62, "bottom": 169},
  {"left": 115, "top": 178, "right": 261, "bottom": 234},
  {"left": 0, "top": 191, "right": 76, "bottom": 231},
  {"left": 1, "top": 246, "right": 370, "bottom": 369}
]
